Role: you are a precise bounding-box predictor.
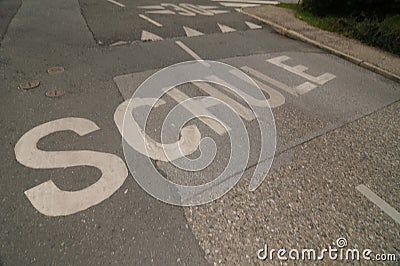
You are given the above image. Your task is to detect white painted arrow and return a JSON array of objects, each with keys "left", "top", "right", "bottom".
[
  {"left": 183, "top": 26, "right": 204, "bottom": 37},
  {"left": 245, "top": 21, "right": 262, "bottom": 29},
  {"left": 218, "top": 23, "right": 236, "bottom": 33},
  {"left": 141, "top": 30, "right": 163, "bottom": 41}
]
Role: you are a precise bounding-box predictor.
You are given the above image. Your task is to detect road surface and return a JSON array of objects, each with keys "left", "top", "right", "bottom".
[{"left": 0, "top": 0, "right": 398, "bottom": 264}]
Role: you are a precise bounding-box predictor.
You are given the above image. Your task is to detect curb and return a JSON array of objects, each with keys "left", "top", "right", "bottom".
[{"left": 241, "top": 9, "right": 400, "bottom": 83}]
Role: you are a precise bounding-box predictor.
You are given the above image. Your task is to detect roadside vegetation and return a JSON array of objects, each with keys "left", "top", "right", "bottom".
[{"left": 279, "top": 0, "right": 400, "bottom": 56}]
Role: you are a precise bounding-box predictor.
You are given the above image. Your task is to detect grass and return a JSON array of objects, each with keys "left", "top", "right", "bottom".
[{"left": 277, "top": 3, "right": 400, "bottom": 55}]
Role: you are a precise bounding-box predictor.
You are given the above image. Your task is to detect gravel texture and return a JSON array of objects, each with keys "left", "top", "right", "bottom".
[{"left": 185, "top": 101, "right": 400, "bottom": 265}]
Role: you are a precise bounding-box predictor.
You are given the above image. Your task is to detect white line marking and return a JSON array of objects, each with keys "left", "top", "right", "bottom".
[
  {"left": 192, "top": 82, "right": 255, "bottom": 121},
  {"left": 209, "top": 74, "right": 275, "bottom": 108},
  {"left": 138, "top": 14, "right": 163, "bottom": 27},
  {"left": 161, "top": 3, "right": 196, "bottom": 16},
  {"left": 242, "top": 66, "right": 297, "bottom": 95},
  {"left": 179, "top": 3, "right": 215, "bottom": 16},
  {"left": 183, "top": 26, "right": 204, "bottom": 37},
  {"left": 295, "top": 82, "right": 317, "bottom": 94},
  {"left": 110, "top": 41, "right": 129, "bottom": 47},
  {"left": 210, "top": 10, "right": 230, "bottom": 14},
  {"left": 293, "top": 65, "right": 308, "bottom": 72},
  {"left": 356, "top": 185, "right": 400, "bottom": 224},
  {"left": 166, "top": 88, "right": 228, "bottom": 135},
  {"left": 224, "top": 70, "right": 285, "bottom": 108},
  {"left": 245, "top": 21, "right": 262, "bottom": 29},
  {"left": 146, "top": 10, "right": 176, "bottom": 14},
  {"left": 242, "top": 66, "right": 317, "bottom": 95},
  {"left": 218, "top": 23, "right": 236, "bottom": 33},
  {"left": 213, "top": 0, "right": 278, "bottom": 3},
  {"left": 175, "top": 41, "right": 203, "bottom": 61},
  {"left": 175, "top": 41, "right": 282, "bottom": 110},
  {"left": 137, "top": 5, "right": 163, "bottom": 9},
  {"left": 267, "top": 56, "right": 336, "bottom": 85},
  {"left": 141, "top": 30, "right": 163, "bottom": 41},
  {"left": 114, "top": 100, "right": 201, "bottom": 161},
  {"left": 106, "top": 0, "right": 125, "bottom": 8},
  {"left": 173, "top": 41, "right": 252, "bottom": 129},
  {"left": 219, "top": 3, "right": 260, "bottom": 7},
  {"left": 197, "top": 5, "right": 220, "bottom": 9}
]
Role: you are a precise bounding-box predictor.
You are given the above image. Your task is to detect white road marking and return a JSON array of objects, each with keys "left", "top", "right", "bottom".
[
  {"left": 245, "top": 21, "right": 262, "bottom": 29},
  {"left": 242, "top": 66, "right": 317, "bottom": 95},
  {"left": 161, "top": 3, "right": 196, "bottom": 16},
  {"left": 241, "top": 66, "right": 298, "bottom": 96},
  {"left": 141, "top": 30, "right": 163, "bottom": 41},
  {"left": 137, "top": 5, "right": 163, "bottom": 9},
  {"left": 196, "top": 5, "right": 231, "bottom": 14},
  {"left": 209, "top": 74, "right": 277, "bottom": 108},
  {"left": 139, "top": 4, "right": 229, "bottom": 16},
  {"left": 179, "top": 4, "right": 215, "bottom": 16},
  {"left": 175, "top": 41, "right": 203, "bottom": 61},
  {"left": 221, "top": 71, "right": 285, "bottom": 108},
  {"left": 166, "top": 88, "right": 229, "bottom": 135},
  {"left": 267, "top": 56, "right": 336, "bottom": 85},
  {"left": 174, "top": 41, "right": 282, "bottom": 117},
  {"left": 110, "top": 40, "right": 129, "bottom": 47},
  {"left": 138, "top": 14, "right": 163, "bottom": 27},
  {"left": 146, "top": 10, "right": 176, "bottom": 14},
  {"left": 295, "top": 81, "right": 317, "bottom": 94},
  {"left": 356, "top": 185, "right": 400, "bottom": 224},
  {"left": 175, "top": 40, "right": 283, "bottom": 110},
  {"left": 218, "top": 23, "right": 236, "bottom": 33},
  {"left": 210, "top": 10, "right": 230, "bottom": 14},
  {"left": 114, "top": 100, "right": 201, "bottom": 161},
  {"left": 183, "top": 26, "right": 204, "bottom": 37},
  {"left": 219, "top": 3, "right": 260, "bottom": 8},
  {"left": 106, "top": 0, "right": 125, "bottom": 8},
  {"left": 192, "top": 81, "right": 255, "bottom": 121},
  {"left": 197, "top": 5, "right": 220, "bottom": 9},
  {"left": 15, "top": 118, "right": 128, "bottom": 216}
]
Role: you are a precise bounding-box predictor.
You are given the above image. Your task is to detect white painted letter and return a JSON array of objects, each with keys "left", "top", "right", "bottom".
[
  {"left": 114, "top": 99, "right": 201, "bottom": 161},
  {"left": 14, "top": 117, "right": 128, "bottom": 216}
]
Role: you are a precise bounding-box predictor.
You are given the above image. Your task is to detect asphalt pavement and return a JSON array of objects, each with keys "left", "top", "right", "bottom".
[{"left": 0, "top": 0, "right": 399, "bottom": 265}]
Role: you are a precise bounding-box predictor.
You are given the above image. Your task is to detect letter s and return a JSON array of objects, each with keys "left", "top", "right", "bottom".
[{"left": 14, "top": 117, "right": 128, "bottom": 217}]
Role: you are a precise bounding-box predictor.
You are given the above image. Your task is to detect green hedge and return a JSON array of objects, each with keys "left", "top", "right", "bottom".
[
  {"left": 353, "top": 15, "right": 400, "bottom": 55},
  {"left": 302, "top": 0, "right": 400, "bottom": 18}
]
